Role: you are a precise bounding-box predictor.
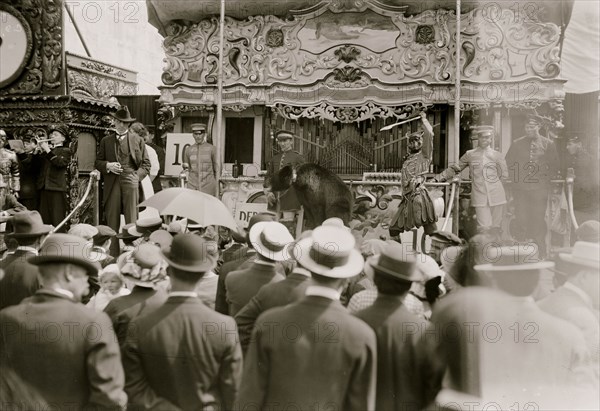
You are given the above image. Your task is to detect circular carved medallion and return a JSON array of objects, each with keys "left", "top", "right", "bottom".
[{"left": 0, "top": 4, "right": 33, "bottom": 88}]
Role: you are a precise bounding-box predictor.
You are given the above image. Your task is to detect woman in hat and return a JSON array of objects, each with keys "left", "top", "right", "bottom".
[{"left": 36, "top": 125, "right": 71, "bottom": 228}]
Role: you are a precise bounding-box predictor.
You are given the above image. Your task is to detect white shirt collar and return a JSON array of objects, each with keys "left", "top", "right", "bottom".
[
  {"left": 306, "top": 285, "right": 341, "bottom": 301},
  {"left": 254, "top": 260, "right": 276, "bottom": 267},
  {"left": 169, "top": 291, "right": 198, "bottom": 298},
  {"left": 16, "top": 246, "right": 38, "bottom": 255},
  {"left": 48, "top": 287, "right": 74, "bottom": 299},
  {"left": 292, "top": 268, "right": 311, "bottom": 277},
  {"left": 564, "top": 282, "right": 593, "bottom": 308}
]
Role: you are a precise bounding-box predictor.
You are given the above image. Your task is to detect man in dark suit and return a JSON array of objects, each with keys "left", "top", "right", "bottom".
[
  {"left": 215, "top": 212, "right": 277, "bottom": 315},
  {"left": 225, "top": 221, "right": 293, "bottom": 316},
  {"left": 239, "top": 225, "right": 376, "bottom": 411},
  {"left": 0, "top": 233, "right": 127, "bottom": 410},
  {"left": 95, "top": 106, "right": 150, "bottom": 256},
  {"left": 235, "top": 231, "right": 312, "bottom": 353},
  {"left": 37, "top": 125, "right": 71, "bottom": 228},
  {"left": 0, "top": 210, "right": 52, "bottom": 309},
  {"left": 123, "top": 234, "right": 242, "bottom": 411},
  {"left": 355, "top": 243, "right": 429, "bottom": 411}
]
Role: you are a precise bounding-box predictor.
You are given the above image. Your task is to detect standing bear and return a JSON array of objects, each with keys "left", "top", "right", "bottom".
[{"left": 270, "top": 163, "right": 354, "bottom": 229}]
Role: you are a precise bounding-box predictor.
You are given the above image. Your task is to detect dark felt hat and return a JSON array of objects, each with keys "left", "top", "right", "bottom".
[
  {"left": 368, "top": 243, "right": 421, "bottom": 282},
  {"left": 93, "top": 225, "right": 117, "bottom": 244},
  {"left": 29, "top": 233, "right": 100, "bottom": 277},
  {"left": 161, "top": 233, "right": 217, "bottom": 273},
  {"left": 111, "top": 106, "right": 136, "bottom": 123},
  {"left": 5, "top": 211, "right": 53, "bottom": 239},
  {"left": 116, "top": 223, "right": 139, "bottom": 240}
]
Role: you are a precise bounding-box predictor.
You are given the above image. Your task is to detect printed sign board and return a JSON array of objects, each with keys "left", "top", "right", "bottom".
[
  {"left": 234, "top": 202, "right": 268, "bottom": 229},
  {"left": 164, "top": 133, "right": 195, "bottom": 176}
]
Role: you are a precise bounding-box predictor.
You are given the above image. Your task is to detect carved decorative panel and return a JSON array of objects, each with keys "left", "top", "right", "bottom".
[{"left": 160, "top": 1, "right": 562, "bottom": 110}]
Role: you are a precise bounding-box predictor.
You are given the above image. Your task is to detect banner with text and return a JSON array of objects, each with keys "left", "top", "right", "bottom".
[{"left": 235, "top": 202, "right": 269, "bottom": 229}]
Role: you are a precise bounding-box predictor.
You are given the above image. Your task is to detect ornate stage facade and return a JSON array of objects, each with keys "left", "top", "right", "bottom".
[{"left": 149, "top": 0, "right": 569, "bottom": 243}]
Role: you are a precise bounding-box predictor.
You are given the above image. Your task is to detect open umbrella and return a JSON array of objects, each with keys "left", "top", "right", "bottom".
[{"left": 139, "top": 187, "right": 238, "bottom": 230}]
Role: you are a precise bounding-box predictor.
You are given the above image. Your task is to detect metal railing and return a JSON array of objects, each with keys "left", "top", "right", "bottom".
[{"left": 52, "top": 170, "right": 100, "bottom": 233}]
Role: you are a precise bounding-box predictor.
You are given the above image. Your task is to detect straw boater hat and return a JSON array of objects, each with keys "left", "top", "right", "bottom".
[
  {"left": 474, "top": 243, "right": 554, "bottom": 272},
  {"left": 161, "top": 233, "right": 217, "bottom": 273},
  {"left": 559, "top": 241, "right": 600, "bottom": 270},
  {"left": 29, "top": 233, "right": 100, "bottom": 277},
  {"left": 249, "top": 221, "right": 294, "bottom": 262},
  {"left": 4, "top": 211, "right": 53, "bottom": 239},
  {"left": 111, "top": 106, "right": 136, "bottom": 123},
  {"left": 128, "top": 217, "right": 163, "bottom": 237},
  {"left": 292, "top": 225, "right": 364, "bottom": 278}
]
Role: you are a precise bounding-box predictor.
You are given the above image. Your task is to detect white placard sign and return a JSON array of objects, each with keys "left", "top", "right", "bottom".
[
  {"left": 164, "top": 133, "right": 195, "bottom": 176},
  {"left": 235, "top": 202, "right": 268, "bottom": 229}
]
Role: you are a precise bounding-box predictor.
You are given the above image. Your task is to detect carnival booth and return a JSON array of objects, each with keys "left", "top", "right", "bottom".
[
  {"left": 147, "top": 0, "right": 576, "bottom": 247},
  {"left": 0, "top": 0, "right": 138, "bottom": 229}
]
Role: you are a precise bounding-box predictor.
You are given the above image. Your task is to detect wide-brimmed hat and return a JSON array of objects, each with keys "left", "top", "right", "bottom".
[
  {"left": 474, "top": 244, "right": 554, "bottom": 272},
  {"left": 241, "top": 212, "right": 277, "bottom": 244},
  {"left": 111, "top": 106, "right": 136, "bottom": 123},
  {"left": 116, "top": 223, "right": 139, "bottom": 240},
  {"left": 249, "top": 221, "right": 294, "bottom": 261},
  {"left": 559, "top": 241, "right": 599, "bottom": 270},
  {"left": 128, "top": 217, "right": 163, "bottom": 237},
  {"left": 5, "top": 211, "right": 53, "bottom": 239},
  {"left": 161, "top": 233, "right": 217, "bottom": 273},
  {"left": 575, "top": 220, "right": 599, "bottom": 243},
  {"left": 275, "top": 129, "right": 294, "bottom": 140},
  {"left": 430, "top": 230, "right": 464, "bottom": 245},
  {"left": 368, "top": 243, "right": 421, "bottom": 282},
  {"left": 119, "top": 243, "right": 167, "bottom": 287},
  {"left": 292, "top": 225, "right": 364, "bottom": 278},
  {"left": 29, "top": 233, "right": 100, "bottom": 277},
  {"left": 322, "top": 217, "right": 350, "bottom": 231}
]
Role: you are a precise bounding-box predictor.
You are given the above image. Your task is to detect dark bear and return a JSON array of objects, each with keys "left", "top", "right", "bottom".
[{"left": 271, "top": 163, "right": 354, "bottom": 229}]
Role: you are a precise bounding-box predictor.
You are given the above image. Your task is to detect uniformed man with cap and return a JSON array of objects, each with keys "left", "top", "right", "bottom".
[
  {"left": 435, "top": 125, "right": 508, "bottom": 236},
  {"left": 37, "top": 124, "right": 72, "bottom": 228},
  {"left": 263, "top": 129, "right": 305, "bottom": 212},
  {"left": 506, "top": 115, "right": 559, "bottom": 257},
  {"left": 182, "top": 123, "right": 217, "bottom": 196}
]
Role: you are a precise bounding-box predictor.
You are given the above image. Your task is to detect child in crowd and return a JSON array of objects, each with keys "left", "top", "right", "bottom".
[{"left": 86, "top": 265, "right": 131, "bottom": 311}]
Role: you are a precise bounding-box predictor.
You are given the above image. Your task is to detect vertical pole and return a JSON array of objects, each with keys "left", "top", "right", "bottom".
[
  {"left": 452, "top": 0, "right": 461, "bottom": 235},
  {"left": 215, "top": 0, "right": 226, "bottom": 198}
]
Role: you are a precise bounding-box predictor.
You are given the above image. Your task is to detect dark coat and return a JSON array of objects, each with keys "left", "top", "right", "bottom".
[
  {"left": 215, "top": 252, "right": 254, "bottom": 315},
  {"left": 36, "top": 146, "right": 70, "bottom": 192},
  {"left": 122, "top": 296, "right": 243, "bottom": 411},
  {"left": 225, "top": 261, "right": 284, "bottom": 316},
  {"left": 0, "top": 289, "right": 127, "bottom": 410},
  {"left": 505, "top": 135, "right": 559, "bottom": 191},
  {"left": 0, "top": 249, "right": 40, "bottom": 310},
  {"left": 355, "top": 294, "right": 429, "bottom": 411},
  {"left": 238, "top": 295, "right": 377, "bottom": 411},
  {"left": 104, "top": 286, "right": 169, "bottom": 346},
  {"left": 235, "top": 272, "right": 310, "bottom": 352},
  {"left": 95, "top": 132, "right": 150, "bottom": 207}
]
